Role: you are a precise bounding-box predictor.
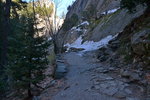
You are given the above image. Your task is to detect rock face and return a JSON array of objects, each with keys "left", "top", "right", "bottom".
[
  {"left": 131, "top": 29, "right": 150, "bottom": 56},
  {"left": 35, "top": 0, "right": 64, "bottom": 37},
  {"left": 84, "top": 6, "right": 145, "bottom": 42},
  {"left": 56, "top": 0, "right": 146, "bottom": 52},
  {"left": 64, "top": 21, "right": 89, "bottom": 44},
  {"left": 66, "top": 0, "right": 120, "bottom": 19}
]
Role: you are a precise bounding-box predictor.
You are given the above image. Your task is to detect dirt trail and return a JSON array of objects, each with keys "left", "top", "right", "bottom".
[{"left": 52, "top": 52, "right": 118, "bottom": 100}]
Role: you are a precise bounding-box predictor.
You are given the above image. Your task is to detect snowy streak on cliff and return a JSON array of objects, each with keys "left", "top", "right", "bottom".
[
  {"left": 65, "top": 34, "right": 118, "bottom": 52},
  {"left": 101, "top": 8, "right": 120, "bottom": 15}
]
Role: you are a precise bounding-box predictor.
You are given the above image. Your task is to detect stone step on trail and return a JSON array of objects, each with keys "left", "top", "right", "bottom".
[{"left": 54, "top": 59, "right": 68, "bottom": 79}]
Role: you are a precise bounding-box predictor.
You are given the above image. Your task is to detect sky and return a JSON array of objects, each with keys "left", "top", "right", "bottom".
[
  {"left": 57, "top": 0, "right": 75, "bottom": 17},
  {"left": 24, "top": 0, "right": 75, "bottom": 17}
]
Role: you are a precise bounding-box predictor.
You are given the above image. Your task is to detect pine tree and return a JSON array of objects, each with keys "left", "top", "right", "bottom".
[
  {"left": 0, "top": 0, "right": 11, "bottom": 94},
  {"left": 121, "top": 0, "right": 150, "bottom": 12},
  {"left": 7, "top": 6, "right": 50, "bottom": 97},
  {"left": 0, "top": 0, "right": 3, "bottom": 62}
]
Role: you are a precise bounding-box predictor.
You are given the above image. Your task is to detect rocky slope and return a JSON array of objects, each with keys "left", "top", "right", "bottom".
[
  {"left": 54, "top": 0, "right": 150, "bottom": 99},
  {"left": 66, "top": 0, "right": 120, "bottom": 19},
  {"left": 30, "top": 1, "right": 150, "bottom": 100},
  {"left": 95, "top": 10, "right": 150, "bottom": 99},
  {"left": 56, "top": 0, "right": 146, "bottom": 52}
]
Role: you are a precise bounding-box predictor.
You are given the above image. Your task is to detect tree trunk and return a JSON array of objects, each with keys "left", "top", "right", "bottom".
[
  {"left": 52, "top": 35, "right": 58, "bottom": 54},
  {"left": 27, "top": 71, "right": 32, "bottom": 98},
  {"left": 146, "top": 1, "right": 150, "bottom": 13},
  {"left": 0, "top": 0, "right": 11, "bottom": 70},
  {"left": 28, "top": 88, "right": 32, "bottom": 98}
]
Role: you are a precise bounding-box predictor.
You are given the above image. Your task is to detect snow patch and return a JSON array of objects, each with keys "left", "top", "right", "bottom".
[
  {"left": 101, "top": 8, "right": 120, "bottom": 15},
  {"left": 48, "top": 37, "right": 52, "bottom": 41},
  {"left": 79, "top": 21, "right": 89, "bottom": 26},
  {"left": 71, "top": 27, "right": 82, "bottom": 32},
  {"left": 71, "top": 21, "right": 89, "bottom": 32},
  {"left": 65, "top": 34, "right": 118, "bottom": 52}
]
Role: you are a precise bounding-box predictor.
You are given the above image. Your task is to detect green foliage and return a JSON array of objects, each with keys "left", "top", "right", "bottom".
[
  {"left": 35, "top": 2, "right": 54, "bottom": 17},
  {"left": 7, "top": 13, "right": 50, "bottom": 93},
  {"left": 121, "top": 0, "right": 150, "bottom": 11},
  {"left": 0, "top": 79, "right": 7, "bottom": 94},
  {"left": 0, "top": 1, "right": 51, "bottom": 97},
  {"left": 11, "top": 0, "right": 27, "bottom": 19},
  {"left": 62, "top": 13, "right": 79, "bottom": 31},
  {"left": 0, "top": 0, "right": 53, "bottom": 97},
  {"left": 0, "top": 1, "right": 3, "bottom": 60}
]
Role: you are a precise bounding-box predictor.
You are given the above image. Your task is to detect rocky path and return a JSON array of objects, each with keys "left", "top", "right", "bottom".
[
  {"left": 51, "top": 51, "right": 146, "bottom": 100},
  {"left": 52, "top": 52, "right": 117, "bottom": 100}
]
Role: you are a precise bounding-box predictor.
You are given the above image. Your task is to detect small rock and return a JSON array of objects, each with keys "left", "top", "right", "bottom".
[
  {"left": 130, "top": 73, "right": 140, "bottom": 81},
  {"left": 91, "top": 86, "right": 95, "bottom": 89},
  {"left": 106, "top": 77, "right": 114, "bottom": 80},
  {"left": 109, "top": 81, "right": 117, "bottom": 86},
  {"left": 85, "top": 88, "right": 91, "bottom": 92},
  {"left": 60, "top": 93, "right": 66, "bottom": 97},
  {"left": 121, "top": 70, "right": 131, "bottom": 78},
  {"left": 75, "top": 83, "right": 78, "bottom": 86},
  {"left": 126, "top": 97, "right": 140, "bottom": 100},
  {"left": 93, "top": 80, "right": 100, "bottom": 85},
  {"left": 124, "top": 88, "right": 132, "bottom": 95},
  {"left": 137, "top": 86, "right": 144, "bottom": 92},
  {"left": 100, "top": 86, "right": 118, "bottom": 96},
  {"left": 32, "top": 96, "right": 40, "bottom": 100},
  {"left": 140, "top": 79, "right": 147, "bottom": 85},
  {"left": 94, "top": 85, "right": 100, "bottom": 90},
  {"left": 64, "top": 85, "right": 70, "bottom": 90},
  {"left": 109, "top": 67, "right": 115, "bottom": 71},
  {"left": 100, "top": 83, "right": 109, "bottom": 89},
  {"left": 46, "top": 80, "right": 56, "bottom": 88},
  {"left": 114, "top": 91, "right": 126, "bottom": 99}
]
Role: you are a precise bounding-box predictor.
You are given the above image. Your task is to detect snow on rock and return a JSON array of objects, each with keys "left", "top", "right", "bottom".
[
  {"left": 65, "top": 34, "right": 118, "bottom": 52},
  {"left": 71, "top": 27, "right": 82, "bottom": 32},
  {"left": 79, "top": 21, "right": 90, "bottom": 26},
  {"left": 48, "top": 37, "right": 52, "bottom": 41},
  {"left": 71, "top": 21, "right": 89, "bottom": 32},
  {"left": 101, "top": 8, "right": 120, "bottom": 15}
]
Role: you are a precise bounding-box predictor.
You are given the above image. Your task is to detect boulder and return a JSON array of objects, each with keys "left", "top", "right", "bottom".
[
  {"left": 120, "top": 70, "right": 131, "bottom": 78},
  {"left": 120, "top": 69, "right": 141, "bottom": 82},
  {"left": 130, "top": 72, "right": 141, "bottom": 81},
  {"left": 114, "top": 91, "right": 126, "bottom": 99},
  {"left": 126, "top": 97, "right": 140, "bottom": 100},
  {"left": 131, "top": 29, "right": 150, "bottom": 56}
]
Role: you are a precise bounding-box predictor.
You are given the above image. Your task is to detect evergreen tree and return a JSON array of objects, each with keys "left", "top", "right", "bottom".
[
  {"left": 7, "top": 5, "right": 50, "bottom": 97},
  {"left": 0, "top": 0, "right": 51, "bottom": 98},
  {"left": 121, "top": 0, "right": 150, "bottom": 11},
  {"left": 0, "top": 0, "right": 3, "bottom": 62},
  {"left": 0, "top": 0, "right": 11, "bottom": 94}
]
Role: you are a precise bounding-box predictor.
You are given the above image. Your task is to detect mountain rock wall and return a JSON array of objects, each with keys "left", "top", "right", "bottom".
[
  {"left": 66, "top": 0, "right": 120, "bottom": 19},
  {"left": 56, "top": 0, "right": 146, "bottom": 53}
]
